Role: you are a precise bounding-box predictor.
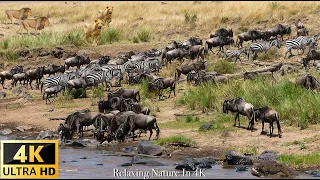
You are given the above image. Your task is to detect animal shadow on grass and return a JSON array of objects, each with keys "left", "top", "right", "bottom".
[
  {"left": 260, "top": 130, "right": 279, "bottom": 137},
  {"left": 235, "top": 125, "right": 258, "bottom": 132}
]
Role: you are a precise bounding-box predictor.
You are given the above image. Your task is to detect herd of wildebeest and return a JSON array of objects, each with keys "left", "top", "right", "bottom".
[{"left": 1, "top": 17, "right": 320, "bottom": 144}]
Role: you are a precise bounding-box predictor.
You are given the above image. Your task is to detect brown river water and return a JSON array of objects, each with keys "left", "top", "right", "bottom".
[{"left": 0, "top": 136, "right": 317, "bottom": 179}]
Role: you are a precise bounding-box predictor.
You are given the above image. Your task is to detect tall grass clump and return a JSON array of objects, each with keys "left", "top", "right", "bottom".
[
  {"left": 277, "top": 153, "right": 320, "bottom": 169},
  {"left": 184, "top": 11, "right": 197, "bottom": 24},
  {"left": 154, "top": 136, "right": 197, "bottom": 147},
  {"left": 92, "top": 85, "right": 105, "bottom": 99},
  {"left": 100, "top": 27, "right": 122, "bottom": 44},
  {"left": 61, "top": 30, "right": 87, "bottom": 47},
  {"left": 210, "top": 60, "right": 237, "bottom": 74},
  {"left": 137, "top": 28, "right": 152, "bottom": 42},
  {"left": 177, "top": 77, "right": 320, "bottom": 128}
]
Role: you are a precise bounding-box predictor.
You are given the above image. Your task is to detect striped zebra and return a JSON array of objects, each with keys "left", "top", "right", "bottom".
[
  {"left": 40, "top": 71, "right": 77, "bottom": 94},
  {"left": 248, "top": 39, "right": 282, "bottom": 60},
  {"left": 225, "top": 47, "right": 248, "bottom": 62},
  {"left": 285, "top": 36, "right": 319, "bottom": 58},
  {"left": 85, "top": 68, "right": 121, "bottom": 90}
]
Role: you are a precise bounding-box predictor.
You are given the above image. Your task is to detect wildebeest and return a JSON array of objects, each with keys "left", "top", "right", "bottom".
[
  {"left": 90, "top": 56, "right": 110, "bottom": 65},
  {"left": 98, "top": 99, "right": 112, "bottom": 113},
  {"left": 204, "top": 36, "right": 234, "bottom": 54},
  {"left": 182, "top": 37, "right": 203, "bottom": 46},
  {"left": 254, "top": 106, "right": 282, "bottom": 138},
  {"left": 108, "top": 111, "right": 136, "bottom": 136},
  {"left": 188, "top": 45, "right": 205, "bottom": 61},
  {"left": 66, "top": 77, "right": 88, "bottom": 98},
  {"left": 165, "top": 47, "right": 189, "bottom": 64},
  {"left": 294, "top": 19, "right": 304, "bottom": 30},
  {"left": 116, "top": 113, "right": 160, "bottom": 142},
  {"left": 0, "top": 65, "right": 24, "bottom": 89},
  {"left": 64, "top": 55, "right": 91, "bottom": 70},
  {"left": 301, "top": 49, "right": 320, "bottom": 69},
  {"left": 11, "top": 72, "right": 27, "bottom": 87},
  {"left": 175, "top": 61, "right": 206, "bottom": 80},
  {"left": 58, "top": 123, "right": 72, "bottom": 143},
  {"left": 65, "top": 111, "right": 99, "bottom": 137},
  {"left": 296, "top": 28, "right": 309, "bottom": 37},
  {"left": 236, "top": 30, "right": 266, "bottom": 47},
  {"left": 223, "top": 97, "right": 256, "bottom": 131},
  {"left": 290, "top": 74, "right": 320, "bottom": 91},
  {"left": 148, "top": 78, "right": 176, "bottom": 100},
  {"left": 25, "top": 66, "right": 45, "bottom": 90},
  {"left": 108, "top": 88, "right": 140, "bottom": 102},
  {"left": 130, "top": 102, "right": 151, "bottom": 115},
  {"left": 210, "top": 28, "right": 233, "bottom": 38},
  {"left": 42, "top": 85, "right": 64, "bottom": 104},
  {"left": 264, "top": 24, "right": 291, "bottom": 41},
  {"left": 243, "top": 71, "right": 276, "bottom": 81}
]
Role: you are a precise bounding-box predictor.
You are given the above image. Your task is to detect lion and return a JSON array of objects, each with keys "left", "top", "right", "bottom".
[
  {"left": 18, "top": 17, "right": 50, "bottom": 35},
  {"left": 97, "top": 6, "right": 113, "bottom": 27},
  {"left": 4, "top": 7, "right": 32, "bottom": 25},
  {"left": 84, "top": 19, "right": 103, "bottom": 46}
]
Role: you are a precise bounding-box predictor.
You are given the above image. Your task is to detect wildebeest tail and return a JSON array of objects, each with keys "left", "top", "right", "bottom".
[
  {"left": 154, "top": 118, "right": 160, "bottom": 139},
  {"left": 136, "top": 91, "right": 140, "bottom": 102},
  {"left": 204, "top": 41, "right": 208, "bottom": 55}
]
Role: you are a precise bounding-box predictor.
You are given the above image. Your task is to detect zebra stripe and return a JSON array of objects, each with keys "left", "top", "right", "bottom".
[
  {"left": 85, "top": 69, "right": 118, "bottom": 86},
  {"left": 41, "top": 72, "right": 76, "bottom": 92},
  {"left": 285, "top": 36, "right": 318, "bottom": 57},
  {"left": 226, "top": 48, "right": 247, "bottom": 61},
  {"left": 249, "top": 39, "right": 281, "bottom": 58}
]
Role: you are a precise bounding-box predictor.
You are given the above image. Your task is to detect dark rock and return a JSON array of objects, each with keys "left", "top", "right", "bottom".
[
  {"left": 305, "top": 171, "right": 320, "bottom": 177},
  {"left": 175, "top": 157, "right": 212, "bottom": 171},
  {"left": 120, "top": 162, "right": 132, "bottom": 167},
  {"left": 36, "top": 130, "right": 54, "bottom": 139},
  {"left": 199, "top": 123, "right": 213, "bottom": 131},
  {"left": 258, "top": 151, "right": 277, "bottom": 162},
  {"left": 65, "top": 141, "right": 86, "bottom": 147},
  {"left": 80, "top": 157, "right": 87, "bottom": 159},
  {"left": 96, "top": 163, "right": 103, "bottom": 166},
  {"left": 123, "top": 145, "right": 134, "bottom": 153},
  {"left": 251, "top": 160, "right": 299, "bottom": 178},
  {"left": 70, "top": 160, "right": 78, "bottom": 163},
  {"left": 131, "top": 155, "right": 148, "bottom": 164},
  {"left": 194, "top": 157, "right": 217, "bottom": 165},
  {"left": 225, "top": 150, "right": 255, "bottom": 165},
  {"left": 0, "top": 128, "right": 12, "bottom": 135},
  {"left": 137, "top": 141, "right": 163, "bottom": 156},
  {"left": 62, "top": 160, "right": 66, "bottom": 163},
  {"left": 0, "top": 91, "right": 6, "bottom": 98},
  {"left": 235, "top": 166, "right": 248, "bottom": 172}
]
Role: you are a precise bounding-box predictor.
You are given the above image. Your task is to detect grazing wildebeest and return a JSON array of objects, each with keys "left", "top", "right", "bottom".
[
  {"left": 64, "top": 55, "right": 91, "bottom": 70},
  {"left": 223, "top": 97, "right": 256, "bottom": 131},
  {"left": 42, "top": 85, "right": 64, "bottom": 104},
  {"left": 165, "top": 47, "right": 189, "bottom": 64},
  {"left": 236, "top": 30, "right": 266, "bottom": 47},
  {"left": 188, "top": 45, "right": 205, "bottom": 61},
  {"left": 264, "top": 24, "right": 291, "bottom": 41},
  {"left": 290, "top": 74, "right": 320, "bottom": 91},
  {"left": 108, "top": 111, "right": 136, "bottom": 136},
  {"left": 204, "top": 36, "right": 234, "bottom": 54},
  {"left": 116, "top": 113, "right": 160, "bottom": 142},
  {"left": 11, "top": 72, "right": 27, "bottom": 87},
  {"left": 66, "top": 77, "right": 88, "bottom": 98},
  {"left": 254, "top": 106, "right": 282, "bottom": 138},
  {"left": 243, "top": 71, "right": 276, "bottom": 81},
  {"left": 210, "top": 28, "right": 233, "bottom": 38},
  {"left": 109, "top": 88, "right": 140, "bottom": 102},
  {"left": 175, "top": 61, "right": 206, "bottom": 80},
  {"left": 25, "top": 66, "right": 45, "bottom": 90},
  {"left": 0, "top": 65, "right": 24, "bottom": 89},
  {"left": 294, "top": 19, "right": 304, "bottom": 30},
  {"left": 148, "top": 78, "right": 176, "bottom": 100},
  {"left": 296, "top": 28, "right": 309, "bottom": 37},
  {"left": 58, "top": 123, "right": 72, "bottom": 143}
]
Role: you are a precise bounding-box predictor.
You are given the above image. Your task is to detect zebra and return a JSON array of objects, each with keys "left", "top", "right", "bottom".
[
  {"left": 285, "top": 36, "right": 319, "bottom": 58},
  {"left": 40, "top": 71, "right": 78, "bottom": 95},
  {"left": 85, "top": 68, "right": 121, "bottom": 90},
  {"left": 225, "top": 47, "right": 248, "bottom": 62},
  {"left": 248, "top": 39, "right": 282, "bottom": 60}
]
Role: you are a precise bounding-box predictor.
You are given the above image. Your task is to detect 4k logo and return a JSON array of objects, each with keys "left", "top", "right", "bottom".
[{"left": 0, "top": 140, "right": 58, "bottom": 179}]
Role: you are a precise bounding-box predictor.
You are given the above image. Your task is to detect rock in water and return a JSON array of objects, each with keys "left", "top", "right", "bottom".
[
  {"left": 236, "top": 166, "right": 248, "bottom": 172},
  {"left": 225, "top": 150, "right": 255, "bottom": 165},
  {"left": 258, "top": 151, "right": 277, "bottom": 162},
  {"left": 251, "top": 160, "right": 298, "bottom": 178},
  {"left": 0, "top": 128, "right": 12, "bottom": 135},
  {"left": 175, "top": 157, "right": 212, "bottom": 171},
  {"left": 199, "top": 123, "right": 213, "bottom": 131},
  {"left": 119, "top": 162, "right": 132, "bottom": 167},
  {"left": 123, "top": 145, "right": 134, "bottom": 153},
  {"left": 137, "top": 141, "right": 163, "bottom": 156},
  {"left": 36, "top": 130, "right": 54, "bottom": 140}
]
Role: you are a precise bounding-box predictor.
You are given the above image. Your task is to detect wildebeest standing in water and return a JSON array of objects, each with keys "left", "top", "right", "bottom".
[
  {"left": 254, "top": 106, "right": 282, "bottom": 138},
  {"left": 223, "top": 97, "right": 256, "bottom": 131}
]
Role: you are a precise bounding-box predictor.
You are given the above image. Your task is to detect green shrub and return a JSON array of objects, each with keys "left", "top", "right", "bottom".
[
  {"left": 61, "top": 30, "right": 87, "bottom": 46},
  {"left": 100, "top": 27, "right": 122, "bottom": 44},
  {"left": 221, "top": 16, "right": 229, "bottom": 24},
  {"left": 137, "top": 29, "right": 152, "bottom": 42},
  {"left": 212, "top": 60, "right": 237, "bottom": 74},
  {"left": 92, "top": 85, "right": 105, "bottom": 99},
  {"left": 132, "top": 36, "right": 139, "bottom": 43},
  {"left": 153, "top": 136, "right": 197, "bottom": 147}
]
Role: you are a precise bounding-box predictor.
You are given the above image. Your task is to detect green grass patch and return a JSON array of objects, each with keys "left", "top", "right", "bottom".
[
  {"left": 257, "top": 48, "right": 281, "bottom": 61},
  {"left": 277, "top": 153, "right": 320, "bottom": 169},
  {"left": 137, "top": 28, "right": 152, "bottom": 42},
  {"left": 100, "top": 27, "right": 123, "bottom": 44},
  {"left": 177, "top": 77, "right": 320, "bottom": 128},
  {"left": 236, "top": 146, "right": 259, "bottom": 155},
  {"left": 210, "top": 60, "right": 237, "bottom": 74},
  {"left": 5, "top": 103, "right": 24, "bottom": 110},
  {"left": 153, "top": 136, "right": 197, "bottom": 147}
]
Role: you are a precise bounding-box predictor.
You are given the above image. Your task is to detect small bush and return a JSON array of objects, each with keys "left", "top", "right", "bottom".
[
  {"left": 92, "top": 85, "right": 105, "bottom": 99},
  {"left": 61, "top": 30, "right": 87, "bottom": 46},
  {"left": 1, "top": 40, "right": 9, "bottom": 49},
  {"left": 212, "top": 60, "right": 237, "bottom": 74},
  {"left": 137, "top": 29, "right": 152, "bottom": 42},
  {"left": 132, "top": 36, "right": 139, "bottom": 43},
  {"left": 220, "top": 16, "right": 229, "bottom": 24},
  {"left": 101, "top": 27, "right": 122, "bottom": 44},
  {"left": 184, "top": 12, "right": 197, "bottom": 24}
]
